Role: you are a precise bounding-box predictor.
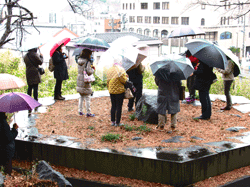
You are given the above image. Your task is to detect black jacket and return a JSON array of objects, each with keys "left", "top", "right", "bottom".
[
  {"left": 52, "top": 51, "right": 69, "bottom": 81},
  {"left": 127, "top": 67, "right": 143, "bottom": 84},
  {"left": 193, "top": 61, "right": 214, "bottom": 91},
  {"left": 0, "top": 113, "right": 18, "bottom": 159}
]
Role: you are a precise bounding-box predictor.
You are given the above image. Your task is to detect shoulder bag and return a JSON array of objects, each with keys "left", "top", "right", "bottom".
[{"left": 83, "top": 61, "right": 95, "bottom": 83}]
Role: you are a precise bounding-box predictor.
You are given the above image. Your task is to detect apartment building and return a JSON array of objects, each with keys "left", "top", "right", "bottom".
[{"left": 120, "top": 0, "right": 250, "bottom": 59}]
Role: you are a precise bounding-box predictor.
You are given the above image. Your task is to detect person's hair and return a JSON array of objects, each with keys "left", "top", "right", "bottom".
[
  {"left": 79, "top": 49, "right": 92, "bottom": 59},
  {"left": 28, "top": 48, "right": 38, "bottom": 53},
  {"left": 185, "top": 50, "right": 191, "bottom": 57},
  {"left": 0, "top": 112, "right": 6, "bottom": 120},
  {"left": 56, "top": 44, "right": 64, "bottom": 51}
]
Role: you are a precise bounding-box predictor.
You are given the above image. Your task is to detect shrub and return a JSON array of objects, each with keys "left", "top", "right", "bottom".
[{"left": 101, "top": 133, "right": 121, "bottom": 142}]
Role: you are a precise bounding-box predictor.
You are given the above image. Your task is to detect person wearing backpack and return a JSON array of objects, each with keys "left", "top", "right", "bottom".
[
  {"left": 76, "top": 49, "right": 95, "bottom": 117},
  {"left": 52, "top": 44, "right": 69, "bottom": 100},
  {"left": 216, "top": 57, "right": 235, "bottom": 110},
  {"left": 24, "top": 47, "right": 43, "bottom": 101}
]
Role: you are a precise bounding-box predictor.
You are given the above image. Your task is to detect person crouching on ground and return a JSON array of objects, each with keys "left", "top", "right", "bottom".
[
  {"left": 216, "top": 57, "right": 235, "bottom": 110},
  {"left": 76, "top": 49, "right": 95, "bottom": 117},
  {"left": 155, "top": 76, "right": 181, "bottom": 131},
  {"left": 0, "top": 112, "right": 18, "bottom": 175},
  {"left": 52, "top": 44, "right": 69, "bottom": 100},
  {"left": 107, "top": 58, "right": 128, "bottom": 127}
]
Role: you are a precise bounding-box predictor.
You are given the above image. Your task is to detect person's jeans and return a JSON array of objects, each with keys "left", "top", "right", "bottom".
[
  {"left": 79, "top": 94, "right": 91, "bottom": 114},
  {"left": 54, "top": 79, "right": 63, "bottom": 97},
  {"left": 110, "top": 93, "right": 124, "bottom": 124},
  {"left": 128, "top": 82, "right": 143, "bottom": 109},
  {"left": 27, "top": 84, "right": 38, "bottom": 101},
  {"left": 224, "top": 80, "right": 233, "bottom": 107},
  {"left": 187, "top": 75, "right": 196, "bottom": 99},
  {"left": 199, "top": 90, "right": 211, "bottom": 118}
]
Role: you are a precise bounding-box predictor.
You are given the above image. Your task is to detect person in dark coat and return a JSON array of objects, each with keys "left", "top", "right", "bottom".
[
  {"left": 52, "top": 44, "right": 69, "bottom": 100},
  {"left": 0, "top": 112, "right": 18, "bottom": 175},
  {"left": 192, "top": 61, "right": 214, "bottom": 120},
  {"left": 126, "top": 63, "right": 145, "bottom": 111},
  {"left": 24, "top": 48, "right": 43, "bottom": 101},
  {"left": 155, "top": 76, "right": 181, "bottom": 130}
]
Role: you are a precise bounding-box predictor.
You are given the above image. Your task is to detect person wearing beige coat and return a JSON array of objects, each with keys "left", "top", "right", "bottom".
[
  {"left": 76, "top": 49, "right": 95, "bottom": 117},
  {"left": 217, "top": 58, "right": 235, "bottom": 110}
]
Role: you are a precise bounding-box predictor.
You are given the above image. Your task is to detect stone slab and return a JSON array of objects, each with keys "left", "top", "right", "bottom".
[{"left": 233, "top": 104, "right": 250, "bottom": 113}]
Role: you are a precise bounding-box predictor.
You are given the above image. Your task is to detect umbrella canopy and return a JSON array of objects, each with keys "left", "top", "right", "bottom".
[
  {"left": 110, "top": 36, "right": 139, "bottom": 47},
  {"left": 19, "top": 35, "right": 45, "bottom": 52},
  {"left": 50, "top": 38, "right": 71, "bottom": 57},
  {"left": 74, "top": 37, "right": 110, "bottom": 52},
  {"left": 215, "top": 46, "right": 241, "bottom": 77},
  {"left": 168, "top": 26, "right": 205, "bottom": 38},
  {"left": 0, "top": 74, "right": 26, "bottom": 91},
  {"left": 150, "top": 54, "right": 194, "bottom": 81},
  {"left": 185, "top": 39, "right": 228, "bottom": 70},
  {"left": 72, "top": 48, "right": 82, "bottom": 56},
  {"left": 0, "top": 92, "right": 41, "bottom": 113}
]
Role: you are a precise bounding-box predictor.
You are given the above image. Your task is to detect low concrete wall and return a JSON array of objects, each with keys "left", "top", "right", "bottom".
[{"left": 14, "top": 139, "right": 250, "bottom": 186}]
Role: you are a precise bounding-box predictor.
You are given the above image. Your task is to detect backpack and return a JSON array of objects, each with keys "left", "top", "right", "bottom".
[{"left": 49, "top": 57, "right": 55, "bottom": 72}]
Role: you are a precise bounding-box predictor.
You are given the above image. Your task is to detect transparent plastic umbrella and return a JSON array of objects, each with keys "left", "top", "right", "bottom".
[{"left": 0, "top": 74, "right": 26, "bottom": 90}]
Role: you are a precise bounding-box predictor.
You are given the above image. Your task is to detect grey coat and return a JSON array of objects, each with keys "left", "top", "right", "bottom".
[
  {"left": 155, "top": 77, "right": 181, "bottom": 115},
  {"left": 76, "top": 58, "right": 95, "bottom": 95},
  {"left": 24, "top": 51, "right": 43, "bottom": 85},
  {"left": 217, "top": 60, "right": 234, "bottom": 80}
]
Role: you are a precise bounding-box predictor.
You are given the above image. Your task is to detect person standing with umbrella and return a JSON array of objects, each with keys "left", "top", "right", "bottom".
[
  {"left": 52, "top": 44, "right": 69, "bottom": 100},
  {"left": 216, "top": 57, "right": 235, "bottom": 110},
  {"left": 192, "top": 61, "right": 214, "bottom": 120},
  {"left": 0, "top": 112, "right": 18, "bottom": 175},
  {"left": 24, "top": 47, "right": 43, "bottom": 101}
]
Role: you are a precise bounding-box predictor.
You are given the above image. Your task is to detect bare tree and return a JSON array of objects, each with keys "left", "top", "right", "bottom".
[
  {"left": 0, "top": 0, "right": 38, "bottom": 48},
  {"left": 192, "top": 0, "right": 250, "bottom": 19},
  {"left": 67, "top": 0, "right": 96, "bottom": 16}
]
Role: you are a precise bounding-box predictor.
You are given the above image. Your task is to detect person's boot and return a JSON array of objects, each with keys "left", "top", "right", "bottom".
[
  {"left": 156, "top": 114, "right": 166, "bottom": 130},
  {"left": 54, "top": 95, "right": 64, "bottom": 100},
  {"left": 59, "top": 94, "right": 65, "bottom": 100}
]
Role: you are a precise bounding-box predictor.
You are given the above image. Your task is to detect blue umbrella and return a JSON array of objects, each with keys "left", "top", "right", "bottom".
[{"left": 74, "top": 37, "right": 110, "bottom": 52}]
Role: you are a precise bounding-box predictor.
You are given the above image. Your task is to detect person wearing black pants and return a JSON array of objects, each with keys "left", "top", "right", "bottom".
[
  {"left": 192, "top": 61, "right": 214, "bottom": 120},
  {"left": 24, "top": 48, "right": 43, "bottom": 101},
  {"left": 127, "top": 63, "right": 145, "bottom": 111},
  {"left": 52, "top": 44, "right": 69, "bottom": 100},
  {"left": 110, "top": 93, "right": 125, "bottom": 125},
  {"left": 0, "top": 112, "right": 18, "bottom": 175}
]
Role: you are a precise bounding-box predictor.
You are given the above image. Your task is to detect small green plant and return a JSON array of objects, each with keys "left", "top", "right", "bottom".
[
  {"left": 142, "top": 105, "right": 147, "bottom": 116},
  {"left": 129, "top": 113, "right": 136, "bottom": 121},
  {"left": 88, "top": 126, "right": 94, "bottom": 130},
  {"left": 101, "top": 133, "right": 121, "bottom": 142},
  {"left": 124, "top": 124, "right": 134, "bottom": 131},
  {"left": 136, "top": 124, "right": 151, "bottom": 132}
]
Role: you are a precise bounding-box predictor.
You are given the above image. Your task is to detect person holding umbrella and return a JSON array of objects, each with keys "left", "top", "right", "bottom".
[
  {"left": 52, "top": 44, "right": 69, "bottom": 100},
  {"left": 216, "top": 57, "right": 235, "bottom": 110},
  {"left": 23, "top": 47, "right": 43, "bottom": 101},
  {"left": 0, "top": 112, "right": 18, "bottom": 175},
  {"left": 192, "top": 61, "right": 214, "bottom": 120}
]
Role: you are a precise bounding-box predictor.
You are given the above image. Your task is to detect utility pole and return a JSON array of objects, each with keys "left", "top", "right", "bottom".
[{"left": 242, "top": 14, "right": 246, "bottom": 58}]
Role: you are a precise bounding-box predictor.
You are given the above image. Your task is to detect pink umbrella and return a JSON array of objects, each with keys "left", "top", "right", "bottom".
[
  {"left": 0, "top": 92, "right": 41, "bottom": 113},
  {"left": 50, "top": 38, "right": 71, "bottom": 57},
  {"left": 0, "top": 73, "right": 26, "bottom": 90}
]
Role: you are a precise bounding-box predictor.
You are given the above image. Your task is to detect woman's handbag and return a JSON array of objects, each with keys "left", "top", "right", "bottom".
[
  {"left": 38, "top": 67, "right": 45, "bottom": 75},
  {"left": 83, "top": 70, "right": 95, "bottom": 83},
  {"left": 179, "top": 86, "right": 185, "bottom": 100},
  {"left": 124, "top": 88, "right": 134, "bottom": 99}
]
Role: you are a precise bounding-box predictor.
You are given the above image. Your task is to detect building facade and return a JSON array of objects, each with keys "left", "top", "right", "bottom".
[{"left": 120, "top": 0, "right": 250, "bottom": 59}]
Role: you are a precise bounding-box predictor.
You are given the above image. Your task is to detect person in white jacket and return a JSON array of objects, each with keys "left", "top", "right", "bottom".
[
  {"left": 76, "top": 49, "right": 95, "bottom": 117},
  {"left": 216, "top": 58, "right": 235, "bottom": 110}
]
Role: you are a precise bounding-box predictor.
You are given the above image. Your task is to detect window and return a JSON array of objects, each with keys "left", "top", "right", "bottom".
[
  {"left": 137, "top": 28, "right": 142, "bottom": 34},
  {"left": 137, "top": 16, "right": 143, "bottom": 23},
  {"left": 220, "top": 32, "right": 232, "bottom": 39},
  {"left": 129, "top": 28, "right": 134, "bottom": 32},
  {"left": 130, "top": 3, "right": 132, "bottom": 9},
  {"left": 129, "top": 16, "right": 135, "bottom": 23},
  {"left": 153, "top": 17, "right": 160, "bottom": 24},
  {"left": 162, "top": 17, "right": 169, "bottom": 24},
  {"left": 123, "top": 3, "right": 125, "bottom": 10},
  {"left": 220, "top": 17, "right": 226, "bottom": 25},
  {"left": 153, "top": 2, "right": 160, "bottom": 9},
  {"left": 162, "top": 2, "right": 169, "bottom": 10},
  {"left": 133, "top": 3, "right": 135, "bottom": 9},
  {"left": 161, "top": 30, "right": 168, "bottom": 38},
  {"left": 144, "top": 29, "right": 151, "bottom": 36},
  {"left": 153, "top": 29, "right": 159, "bottom": 37},
  {"left": 205, "top": 32, "right": 216, "bottom": 41},
  {"left": 181, "top": 17, "right": 189, "bottom": 25},
  {"left": 201, "top": 18, "right": 205, "bottom": 26},
  {"left": 145, "top": 16, "right": 151, "bottom": 23},
  {"left": 126, "top": 3, "right": 128, "bottom": 9},
  {"left": 171, "top": 17, "right": 178, "bottom": 25},
  {"left": 201, "top": 4, "right": 205, "bottom": 9},
  {"left": 49, "top": 13, "right": 56, "bottom": 23},
  {"left": 141, "top": 3, "right": 148, "bottom": 9}
]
